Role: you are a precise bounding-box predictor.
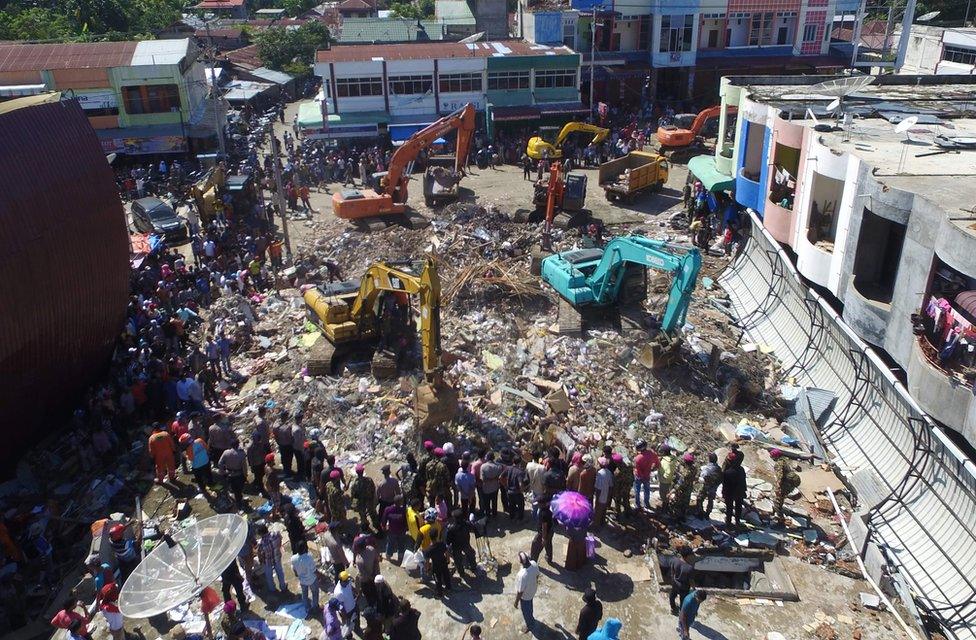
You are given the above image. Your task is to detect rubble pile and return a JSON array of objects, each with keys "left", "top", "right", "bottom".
[{"left": 220, "top": 200, "right": 793, "bottom": 472}]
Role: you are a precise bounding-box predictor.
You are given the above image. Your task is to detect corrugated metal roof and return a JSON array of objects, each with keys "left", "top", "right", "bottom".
[
  {"left": 0, "top": 41, "right": 138, "bottom": 72},
  {"left": 337, "top": 18, "right": 445, "bottom": 42},
  {"left": 194, "top": 0, "right": 246, "bottom": 7},
  {"left": 436, "top": 0, "right": 475, "bottom": 21},
  {"left": 0, "top": 96, "right": 129, "bottom": 465},
  {"left": 250, "top": 67, "right": 295, "bottom": 84},
  {"left": 316, "top": 40, "right": 575, "bottom": 62},
  {"left": 719, "top": 211, "right": 976, "bottom": 640},
  {"left": 223, "top": 44, "right": 262, "bottom": 70},
  {"left": 131, "top": 39, "right": 191, "bottom": 66}
]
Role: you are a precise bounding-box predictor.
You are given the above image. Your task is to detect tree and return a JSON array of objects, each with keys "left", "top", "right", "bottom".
[
  {"left": 389, "top": 0, "right": 434, "bottom": 19},
  {"left": 255, "top": 21, "right": 333, "bottom": 73},
  {"left": 0, "top": 7, "right": 74, "bottom": 41}
]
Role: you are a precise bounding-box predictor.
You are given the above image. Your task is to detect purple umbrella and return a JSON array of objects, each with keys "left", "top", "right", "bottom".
[{"left": 550, "top": 491, "right": 593, "bottom": 530}]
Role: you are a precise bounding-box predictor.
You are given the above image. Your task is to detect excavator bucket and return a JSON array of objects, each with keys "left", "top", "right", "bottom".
[
  {"left": 415, "top": 379, "right": 458, "bottom": 428},
  {"left": 638, "top": 334, "right": 682, "bottom": 369}
]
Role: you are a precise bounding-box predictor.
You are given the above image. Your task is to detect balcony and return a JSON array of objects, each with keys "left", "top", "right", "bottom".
[
  {"left": 908, "top": 336, "right": 976, "bottom": 445},
  {"left": 736, "top": 167, "right": 762, "bottom": 211}
]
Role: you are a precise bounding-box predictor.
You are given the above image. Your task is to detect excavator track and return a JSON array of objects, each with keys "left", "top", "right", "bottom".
[
  {"left": 557, "top": 298, "right": 583, "bottom": 338},
  {"left": 370, "top": 350, "right": 399, "bottom": 379},
  {"left": 402, "top": 210, "right": 431, "bottom": 229},
  {"left": 352, "top": 217, "right": 391, "bottom": 233},
  {"left": 307, "top": 340, "right": 340, "bottom": 376}
]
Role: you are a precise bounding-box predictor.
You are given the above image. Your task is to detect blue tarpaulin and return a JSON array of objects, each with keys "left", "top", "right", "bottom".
[{"left": 389, "top": 123, "right": 435, "bottom": 142}]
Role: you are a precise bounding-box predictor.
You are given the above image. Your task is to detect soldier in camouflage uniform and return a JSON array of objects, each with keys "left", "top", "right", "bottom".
[
  {"left": 611, "top": 453, "right": 633, "bottom": 519},
  {"left": 349, "top": 463, "right": 378, "bottom": 533},
  {"left": 770, "top": 448, "right": 800, "bottom": 526},
  {"left": 667, "top": 453, "right": 698, "bottom": 520},
  {"left": 324, "top": 469, "right": 346, "bottom": 529},
  {"left": 419, "top": 440, "right": 437, "bottom": 501},
  {"left": 426, "top": 448, "right": 452, "bottom": 507}
]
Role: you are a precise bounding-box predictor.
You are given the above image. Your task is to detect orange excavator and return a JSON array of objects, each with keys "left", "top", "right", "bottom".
[
  {"left": 332, "top": 103, "right": 476, "bottom": 231},
  {"left": 656, "top": 105, "right": 737, "bottom": 160}
]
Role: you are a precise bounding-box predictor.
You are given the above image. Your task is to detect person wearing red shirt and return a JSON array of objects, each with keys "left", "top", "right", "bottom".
[
  {"left": 50, "top": 598, "right": 90, "bottom": 639},
  {"left": 632, "top": 439, "right": 659, "bottom": 511}
]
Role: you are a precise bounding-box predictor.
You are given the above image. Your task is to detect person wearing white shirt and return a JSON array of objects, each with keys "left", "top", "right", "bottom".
[
  {"left": 594, "top": 457, "right": 614, "bottom": 527},
  {"left": 291, "top": 540, "right": 319, "bottom": 613},
  {"left": 514, "top": 552, "right": 540, "bottom": 633}
]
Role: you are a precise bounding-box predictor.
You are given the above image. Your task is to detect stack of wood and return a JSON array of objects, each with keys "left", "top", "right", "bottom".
[{"left": 444, "top": 258, "right": 548, "bottom": 305}]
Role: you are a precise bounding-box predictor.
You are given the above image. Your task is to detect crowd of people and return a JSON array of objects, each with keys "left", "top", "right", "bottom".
[{"left": 30, "top": 96, "right": 769, "bottom": 640}]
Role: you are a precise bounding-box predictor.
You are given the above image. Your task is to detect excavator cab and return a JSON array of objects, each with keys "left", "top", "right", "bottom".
[{"left": 304, "top": 258, "right": 458, "bottom": 427}]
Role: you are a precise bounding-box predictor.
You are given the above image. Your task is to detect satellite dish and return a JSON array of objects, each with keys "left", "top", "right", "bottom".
[
  {"left": 805, "top": 108, "right": 820, "bottom": 125},
  {"left": 807, "top": 75, "right": 876, "bottom": 98},
  {"left": 119, "top": 514, "right": 248, "bottom": 619},
  {"left": 826, "top": 98, "right": 841, "bottom": 112},
  {"left": 917, "top": 10, "right": 940, "bottom": 21},
  {"left": 895, "top": 115, "right": 919, "bottom": 133},
  {"left": 459, "top": 31, "right": 485, "bottom": 44}
]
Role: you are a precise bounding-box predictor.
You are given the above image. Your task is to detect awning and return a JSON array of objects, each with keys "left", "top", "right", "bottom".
[
  {"left": 688, "top": 155, "right": 735, "bottom": 193},
  {"left": 0, "top": 83, "right": 47, "bottom": 97},
  {"left": 389, "top": 122, "right": 435, "bottom": 142},
  {"left": 538, "top": 101, "right": 589, "bottom": 116},
  {"left": 490, "top": 105, "right": 540, "bottom": 122},
  {"left": 954, "top": 291, "right": 976, "bottom": 322},
  {"left": 297, "top": 102, "right": 389, "bottom": 130}
]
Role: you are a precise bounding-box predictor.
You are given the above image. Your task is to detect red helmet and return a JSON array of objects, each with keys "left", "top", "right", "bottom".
[
  {"left": 179, "top": 433, "right": 192, "bottom": 444},
  {"left": 109, "top": 524, "right": 125, "bottom": 541}
]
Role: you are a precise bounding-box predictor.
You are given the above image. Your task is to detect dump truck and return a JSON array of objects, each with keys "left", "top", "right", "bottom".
[{"left": 599, "top": 151, "right": 668, "bottom": 203}]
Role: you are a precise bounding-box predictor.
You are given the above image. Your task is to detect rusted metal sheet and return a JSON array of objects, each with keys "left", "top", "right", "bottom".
[{"left": 0, "top": 97, "right": 129, "bottom": 464}]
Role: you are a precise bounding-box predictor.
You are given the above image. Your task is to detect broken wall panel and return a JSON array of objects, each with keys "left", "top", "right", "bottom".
[{"left": 718, "top": 211, "right": 976, "bottom": 640}]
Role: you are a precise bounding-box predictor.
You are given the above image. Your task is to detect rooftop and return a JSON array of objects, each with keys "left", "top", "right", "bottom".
[
  {"left": 193, "top": 0, "right": 246, "bottom": 8},
  {"left": 222, "top": 44, "right": 262, "bottom": 70},
  {"left": 736, "top": 73, "right": 976, "bottom": 234},
  {"left": 0, "top": 40, "right": 191, "bottom": 72},
  {"left": 436, "top": 0, "right": 475, "bottom": 22},
  {"left": 335, "top": 17, "right": 445, "bottom": 43},
  {"left": 316, "top": 39, "right": 576, "bottom": 62}
]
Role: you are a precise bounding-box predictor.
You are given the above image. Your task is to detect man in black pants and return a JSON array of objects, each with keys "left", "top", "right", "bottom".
[
  {"left": 445, "top": 510, "right": 477, "bottom": 581},
  {"left": 668, "top": 547, "right": 695, "bottom": 615},
  {"left": 427, "top": 537, "right": 452, "bottom": 597},
  {"left": 221, "top": 559, "right": 248, "bottom": 612}
]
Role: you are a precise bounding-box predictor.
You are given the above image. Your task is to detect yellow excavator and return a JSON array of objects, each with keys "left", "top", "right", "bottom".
[
  {"left": 526, "top": 122, "right": 609, "bottom": 160},
  {"left": 303, "top": 257, "right": 458, "bottom": 427}
]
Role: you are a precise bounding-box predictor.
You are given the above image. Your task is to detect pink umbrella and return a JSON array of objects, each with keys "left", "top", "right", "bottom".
[{"left": 550, "top": 491, "right": 593, "bottom": 530}]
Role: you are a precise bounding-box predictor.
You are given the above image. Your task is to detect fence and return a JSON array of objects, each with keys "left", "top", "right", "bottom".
[{"left": 718, "top": 211, "right": 976, "bottom": 640}]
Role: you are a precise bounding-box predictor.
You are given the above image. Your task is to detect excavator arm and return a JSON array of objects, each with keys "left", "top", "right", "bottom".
[
  {"left": 689, "top": 105, "right": 725, "bottom": 136},
  {"left": 348, "top": 258, "right": 444, "bottom": 377},
  {"left": 587, "top": 237, "right": 701, "bottom": 332},
  {"left": 383, "top": 104, "right": 476, "bottom": 201},
  {"left": 554, "top": 122, "right": 610, "bottom": 147}
]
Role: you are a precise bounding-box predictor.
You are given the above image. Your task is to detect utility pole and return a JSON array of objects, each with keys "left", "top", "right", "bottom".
[
  {"left": 588, "top": 6, "right": 606, "bottom": 116},
  {"left": 205, "top": 20, "right": 226, "bottom": 158},
  {"left": 268, "top": 125, "right": 292, "bottom": 257}
]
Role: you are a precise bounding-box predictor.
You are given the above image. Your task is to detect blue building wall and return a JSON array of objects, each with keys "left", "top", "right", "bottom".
[
  {"left": 534, "top": 12, "right": 564, "bottom": 44},
  {"left": 571, "top": 0, "right": 610, "bottom": 10},
  {"left": 734, "top": 120, "right": 769, "bottom": 213},
  {"left": 754, "top": 126, "right": 771, "bottom": 217}
]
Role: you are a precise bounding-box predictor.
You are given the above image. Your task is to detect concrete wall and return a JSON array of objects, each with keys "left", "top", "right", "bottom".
[
  {"left": 719, "top": 210, "right": 976, "bottom": 640},
  {"left": 900, "top": 25, "right": 944, "bottom": 74},
  {"left": 728, "top": 81, "right": 976, "bottom": 446},
  {"left": 474, "top": 0, "right": 509, "bottom": 39}
]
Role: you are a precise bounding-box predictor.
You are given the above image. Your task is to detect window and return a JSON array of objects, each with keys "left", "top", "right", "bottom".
[
  {"left": 852, "top": 208, "right": 906, "bottom": 303},
  {"left": 563, "top": 21, "right": 576, "bottom": 48},
  {"left": 802, "top": 23, "right": 817, "bottom": 42},
  {"left": 335, "top": 77, "right": 383, "bottom": 97},
  {"left": 438, "top": 72, "right": 483, "bottom": 93},
  {"left": 659, "top": 14, "right": 693, "bottom": 53},
  {"left": 487, "top": 71, "right": 529, "bottom": 90},
  {"left": 534, "top": 69, "right": 576, "bottom": 89},
  {"left": 121, "top": 84, "right": 181, "bottom": 115},
  {"left": 707, "top": 29, "right": 719, "bottom": 47},
  {"left": 942, "top": 45, "right": 976, "bottom": 65},
  {"left": 388, "top": 74, "right": 433, "bottom": 95},
  {"left": 638, "top": 15, "right": 650, "bottom": 49},
  {"left": 749, "top": 12, "right": 773, "bottom": 46},
  {"left": 777, "top": 26, "right": 789, "bottom": 44}
]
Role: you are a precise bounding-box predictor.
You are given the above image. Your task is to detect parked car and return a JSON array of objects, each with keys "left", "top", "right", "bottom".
[{"left": 131, "top": 197, "right": 186, "bottom": 239}]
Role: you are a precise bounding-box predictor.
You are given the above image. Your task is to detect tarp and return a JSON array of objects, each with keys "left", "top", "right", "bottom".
[
  {"left": 389, "top": 123, "right": 435, "bottom": 142},
  {"left": 688, "top": 154, "right": 735, "bottom": 193}
]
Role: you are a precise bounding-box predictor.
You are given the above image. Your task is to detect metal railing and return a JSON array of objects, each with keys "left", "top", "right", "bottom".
[{"left": 720, "top": 211, "right": 976, "bottom": 640}]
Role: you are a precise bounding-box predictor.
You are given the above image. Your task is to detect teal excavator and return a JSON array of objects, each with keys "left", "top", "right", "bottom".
[{"left": 540, "top": 235, "right": 701, "bottom": 367}]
